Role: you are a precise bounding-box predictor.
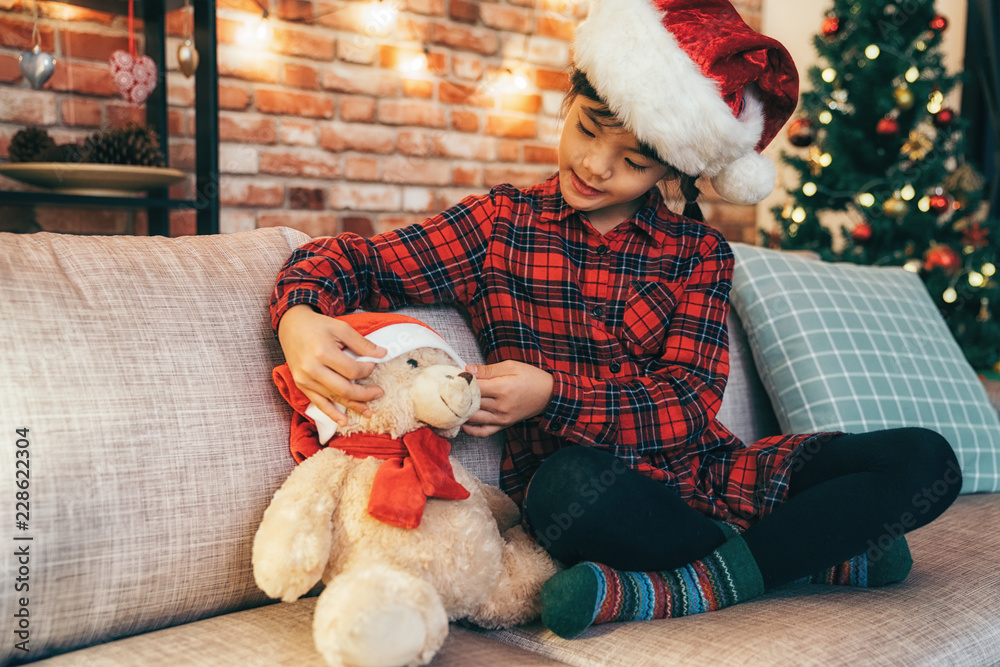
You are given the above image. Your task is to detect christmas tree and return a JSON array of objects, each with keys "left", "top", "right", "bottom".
[{"left": 769, "top": 0, "right": 999, "bottom": 373}]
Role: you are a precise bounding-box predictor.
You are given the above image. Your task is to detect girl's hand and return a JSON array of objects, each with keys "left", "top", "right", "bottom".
[
  {"left": 461, "top": 360, "right": 554, "bottom": 438},
  {"left": 277, "top": 305, "right": 387, "bottom": 427}
]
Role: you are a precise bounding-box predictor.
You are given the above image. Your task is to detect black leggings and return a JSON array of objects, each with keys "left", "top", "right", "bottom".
[{"left": 522, "top": 428, "right": 961, "bottom": 590}]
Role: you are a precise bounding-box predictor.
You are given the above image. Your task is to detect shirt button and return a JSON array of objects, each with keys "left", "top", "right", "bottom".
[
  {"left": 592, "top": 306, "right": 604, "bottom": 318},
  {"left": 596, "top": 244, "right": 609, "bottom": 256},
  {"left": 609, "top": 362, "right": 622, "bottom": 373}
]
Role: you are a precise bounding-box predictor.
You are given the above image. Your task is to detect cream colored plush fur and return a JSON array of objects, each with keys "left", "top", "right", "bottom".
[{"left": 253, "top": 348, "right": 558, "bottom": 667}]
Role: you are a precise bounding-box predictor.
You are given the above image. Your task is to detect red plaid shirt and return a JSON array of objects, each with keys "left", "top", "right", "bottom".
[{"left": 270, "top": 174, "right": 831, "bottom": 528}]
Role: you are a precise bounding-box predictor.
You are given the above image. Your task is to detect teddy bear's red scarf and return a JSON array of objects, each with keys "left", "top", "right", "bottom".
[{"left": 273, "top": 364, "right": 470, "bottom": 529}]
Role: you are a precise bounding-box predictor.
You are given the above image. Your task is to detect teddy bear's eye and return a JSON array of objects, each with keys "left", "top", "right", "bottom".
[{"left": 407, "top": 359, "right": 419, "bottom": 368}]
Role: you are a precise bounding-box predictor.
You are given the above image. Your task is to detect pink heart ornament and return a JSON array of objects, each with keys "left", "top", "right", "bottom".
[{"left": 109, "top": 49, "right": 158, "bottom": 106}]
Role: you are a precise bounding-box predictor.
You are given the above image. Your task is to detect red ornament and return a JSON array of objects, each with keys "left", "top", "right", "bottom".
[
  {"left": 933, "top": 108, "right": 956, "bottom": 128},
  {"left": 928, "top": 193, "right": 951, "bottom": 215},
  {"left": 787, "top": 117, "right": 816, "bottom": 147},
  {"left": 821, "top": 16, "right": 841, "bottom": 37},
  {"left": 929, "top": 14, "right": 948, "bottom": 32},
  {"left": 962, "top": 222, "right": 990, "bottom": 250},
  {"left": 876, "top": 116, "right": 900, "bottom": 136},
  {"left": 852, "top": 222, "right": 872, "bottom": 243},
  {"left": 924, "top": 245, "right": 961, "bottom": 273}
]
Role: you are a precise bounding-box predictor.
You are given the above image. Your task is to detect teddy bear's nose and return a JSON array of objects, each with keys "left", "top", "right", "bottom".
[{"left": 458, "top": 372, "right": 474, "bottom": 384}]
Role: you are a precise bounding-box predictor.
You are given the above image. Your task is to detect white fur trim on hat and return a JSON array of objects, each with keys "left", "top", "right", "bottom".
[
  {"left": 347, "top": 322, "right": 466, "bottom": 367},
  {"left": 573, "top": 0, "right": 772, "bottom": 202}
]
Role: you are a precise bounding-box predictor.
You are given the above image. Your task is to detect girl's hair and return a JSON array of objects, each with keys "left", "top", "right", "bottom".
[{"left": 563, "top": 68, "right": 705, "bottom": 222}]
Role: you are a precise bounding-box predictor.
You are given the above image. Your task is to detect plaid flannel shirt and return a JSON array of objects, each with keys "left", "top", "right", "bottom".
[{"left": 270, "top": 173, "right": 831, "bottom": 528}]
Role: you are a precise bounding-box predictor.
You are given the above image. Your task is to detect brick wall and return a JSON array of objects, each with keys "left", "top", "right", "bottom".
[{"left": 0, "top": 0, "right": 761, "bottom": 242}]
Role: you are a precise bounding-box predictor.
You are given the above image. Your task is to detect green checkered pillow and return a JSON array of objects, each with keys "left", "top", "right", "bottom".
[{"left": 730, "top": 243, "right": 1000, "bottom": 494}]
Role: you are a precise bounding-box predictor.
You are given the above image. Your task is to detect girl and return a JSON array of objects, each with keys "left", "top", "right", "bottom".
[{"left": 271, "top": 0, "right": 960, "bottom": 639}]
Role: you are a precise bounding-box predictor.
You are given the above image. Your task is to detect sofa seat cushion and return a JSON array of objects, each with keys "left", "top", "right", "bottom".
[
  {"left": 475, "top": 493, "right": 1000, "bottom": 666},
  {"left": 30, "top": 598, "right": 569, "bottom": 667}
]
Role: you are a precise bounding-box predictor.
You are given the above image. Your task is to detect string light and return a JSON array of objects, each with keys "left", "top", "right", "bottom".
[
  {"left": 905, "top": 66, "right": 920, "bottom": 82},
  {"left": 918, "top": 196, "right": 931, "bottom": 212},
  {"left": 858, "top": 193, "right": 876, "bottom": 207},
  {"left": 900, "top": 184, "right": 916, "bottom": 201},
  {"left": 969, "top": 272, "right": 985, "bottom": 287},
  {"left": 865, "top": 44, "right": 881, "bottom": 59},
  {"left": 983, "top": 263, "right": 997, "bottom": 277},
  {"left": 904, "top": 259, "right": 922, "bottom": 273},
  {"left": 819, "top": 110, "right": 833, "bottom": 124},
  {"left": 943, "top": 287, "right": 958, "bottom": 303},
  {"left": 791, "top": 207, "right": 807, "bottom": 223},
  {"left": 802, "top": 182, "right": 818, "bottom": 197},
  {"left": 364, "top": 0, "right": 399, "bottom": 37},
  {"left": 822, "top": 68, "right": 837, "bottom": 83}
]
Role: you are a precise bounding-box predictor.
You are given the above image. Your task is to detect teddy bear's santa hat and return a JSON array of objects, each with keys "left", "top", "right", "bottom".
[{"left": 573, "top": 0, "right": 799, "bottom": 204}]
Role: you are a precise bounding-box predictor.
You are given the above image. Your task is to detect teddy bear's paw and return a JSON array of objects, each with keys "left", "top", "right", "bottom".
[
  {"left": 252, "top": 498, "right": 335, "bottom": 602},
  {"left": 313, "top": 566, "right": 449, "bottom": 667}
]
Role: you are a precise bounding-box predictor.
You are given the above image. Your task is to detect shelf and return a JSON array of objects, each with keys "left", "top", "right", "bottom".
[{"left": 0, "top": 190, "right": 204, "bottom": 210}]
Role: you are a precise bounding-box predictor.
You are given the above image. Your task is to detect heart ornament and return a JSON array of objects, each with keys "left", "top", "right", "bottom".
[
  {"left": 19, "top": 45, "right": 56, "bottom": 90},
  {"left": 109, "top": 49, "right": 158, "bottom": 106}
]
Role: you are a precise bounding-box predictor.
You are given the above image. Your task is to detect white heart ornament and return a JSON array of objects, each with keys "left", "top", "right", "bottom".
[
  {"left": 109, "top": 49, "right": 158, "bottom": 106},
  {"left": 19, "top": 45, "right": 56, "bottom": 90}
]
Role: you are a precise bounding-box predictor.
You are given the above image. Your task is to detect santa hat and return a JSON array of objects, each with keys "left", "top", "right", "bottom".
[
  {"left": 573, "top": 0, "right": 799, "bottom": 205},
  {"left": 299, "top": 312, "right": 467, "bottom": 444}
]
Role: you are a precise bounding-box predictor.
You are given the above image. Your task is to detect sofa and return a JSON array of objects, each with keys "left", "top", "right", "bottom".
[{"left": 1, "top": 226, "right": 998, "bottom": 667}]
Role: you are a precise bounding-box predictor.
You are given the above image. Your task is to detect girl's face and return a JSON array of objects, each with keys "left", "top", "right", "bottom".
[{"left": 558, "top": 96, "right": 672, "bottom": 232}]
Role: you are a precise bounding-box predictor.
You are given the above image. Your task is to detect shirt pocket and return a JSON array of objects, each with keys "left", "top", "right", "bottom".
[{"left": 622, "top": 280, "right": 685, "bottom": 355}]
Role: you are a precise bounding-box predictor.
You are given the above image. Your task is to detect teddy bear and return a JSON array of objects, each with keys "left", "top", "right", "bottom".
[{"left": 253, "top": 313, "right": 557, "bottom": 667}]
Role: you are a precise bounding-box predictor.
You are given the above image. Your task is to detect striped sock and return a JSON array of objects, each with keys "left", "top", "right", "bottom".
[
  {"left": 540, "top": 536, "right": 764, "bottom": 639},
  {"left": 798, "top": 536, "right": 912, "bottom": 587}
]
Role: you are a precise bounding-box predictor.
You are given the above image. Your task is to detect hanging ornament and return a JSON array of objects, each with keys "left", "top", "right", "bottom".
[
  {"left": 877, "top": 116, "right": 901, "bottom": 137},
  {"left": 933, "top": 108, "right": 955, "bottom": 128},
  {"left": 787, "top": 117, "right": 816, "bottom": 147},
  {"left": 979, "top": 298, "right": 992, "bottom": 323},
  {"left": 943, "top": 163, "right": 986, "bottom": 195},
  {"left": 924, "top": 244, "right": 962, "bottom": 273},
  {"left": 929, "top": 14, "right": 949, "bottom": 32},
  {"left": 177, "top": 0, "right": 199, "bottom": 78},
  {"left": 109, "top": 0, "right": 158, "bottom": 106},
  {"left": 928, "top": 191, "right": 952, "bottom": 215},
  {"left": 961, "top": 221, "right": 991, "bottom": 250},
  {"left": 894, "top": 86, "right": 915, "bottom": 111},
  {"left": 17, "top": 0, "right": 56, "bottom": 90},
  {"left": 807, "top": 146, "right": 828, "bottom": 176},
  {"left": 901, "top": 129, "right": 933, "bottom": 160},
  {"left": 882, "top": 196, "right": 909, "bottom": 219},
  {"left": 852, "top": 222, "right": 873, "bottom": 243},
  {"left": 821, "top": 16, "right": 841, "bottom": 37}
]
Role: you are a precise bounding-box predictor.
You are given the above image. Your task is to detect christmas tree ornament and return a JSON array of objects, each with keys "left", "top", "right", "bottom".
[
  {"left": 894, "top": 86, "right": 915, "bottom": 110},
  {"left": 109, "top": 0, "right": 158, "bottom": 106},
  {"left": 933, "top": 108, "right": 955, "bottom": 128},
  {"left": 901, "top": 129, "right": 933, "bottom": 160},
  {"left": 979, "top": 298, "right": 992, "bottom": 323},
  {"left": 877, "top": 116, "right": 900, "bottom": 136},
  {"left": 17, "top": 1, "right": 56, "bottom": 90},
  {"left": 882, "top": 196, "right": 909, "bottom": 219},
  {"left": 852, "top": 222, "right": 872, "bottom": 243},
  {"left": 787, "top": 117, "right": 816, "bottom": 147},
  {"left": 929, "top": 14, "right": 949, "bottom": 32},
  {"left": 924, "top": 244, "right": 961, "bottom": 273},
  {"left": 177, "top": 0, "right": 199, "bottom": 78},
  {"left": 944, "top": 163, "right": 986, "bottom": 194},
  {"left": 928, "top": 192, "right": 951, "bottom": 215},
  {"left": 821, "top": 16, "right": 841, "bottom": 37},
  {"left": 961, "top": 221, "right": 990, "bottom": 250}
]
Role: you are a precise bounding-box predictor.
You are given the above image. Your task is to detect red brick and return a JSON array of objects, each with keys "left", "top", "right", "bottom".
[
  {"left": 258, "top": 211, "right": 339, "bottom": 238},
  {"left": 0, "top": 16, "right": 54, "bottom": 50},
  {"left": 451, "top": 54, "right": 484, "bottom": 81},
  {"left": 406, "top": 0, "right": 447, "bottom": 16},
  {"left": 259, "top": 149, "right": 342, "bottom": 178},
  {"left": 345, "top": 156, "right": 379, "bottom": 181},
  {"left": 279, "top": 119, "right": 318, "bottom": 146},
  {"left": 0, "top": 54, "right": 20, "bottom": 83},
  {"left": 0, "top": 88, "right": 56, "bottom": 124},
  {"left": 397, "top": 130, "right": 432, "bottom": 157},
  {"left": 383, "top": 156, "right": 452, "bottom": 185},
  {"left": 47, "top": 61, "right": 118, "bottom": 96},
  {"left": 220, "top": 177, "right": 285, "bottom": 207},
  {"left": 329, "top": 183, "right": 402, "bottom": 211},
  {"left": 219, "top": 83, "right": 252, "bottom": 110},
  {"left": 438, "top": 80, "right": 487, "bottom": 106},
  {"left": 486, "top": 114, "right": 536, "bottom": 139},
  {"left": 166, "top": 75, "right": 195, "bottom": 107},
  {"left": 39, "top": 3, "right": 115, "bottom": 25},
  {"left": 402, "top": 78, "right": 434, "bottom": 99},
  {"left": 35, "top": 208, "right": 129, "bottom": 235},
  {"left": 483, "top": 166, "right": 551, "bottom": 188},
  {"left": 320, "top": 123, "right": 396, "bottom": 154},
  {"left": 60, "top": 29, "right": 128, "bottom": 62},
  {"left": 273, "top": 26, "right": 336, "bottom": 60},
  {"left": 323, "top": 65, "right": 399, "bottom": 97},
  {"left": 524, "top": 144, "right": 558, "bottom": 164},
  {"left": 167, "top": 108, "right": 187, "bottom": 137},
  {"left": 402, "top": 186, "right": 435, "bottom": 212},
  {"left": 379, "top": 215, "right": 429, "bottom": 232},
  {"left": 480, "top": 4, "right": 533, "bottom": 33},
  {"left": 498, "top": 140, "right": 520, "bottom": 162},
  {"left": 527, "top": 36, "right": 570, "bottom": 67},
  {"left": 106, "top": 103, "right": 146, "bottom": 127},
  {"left": 449, "top": 0, "right": 479, "bottom": 24},
  {"left": 165, "top": 7, "right": 192, "bottom": 37},
  {"left": 220, "top": 144, "right": 259, "bottom": 174},
  {"left": 537, "top": 16, "right": 576, "bottom": 41},
  {"left": 452, "top": 164, "right": 482, "bottom": 187},
  {"left": 501, "top": 93, "right": 542, "bottom": 114},
  {"left": 219, "top": 113, "right": 278, "bottom": 143},
  {"left": 256, "top": 88, "right": 335, "bottom": 119},
  {"left": 341, "top": 215, "right": 375, "bottom": 237},
  {"left": 536, "top": 67, "right": 571, "bottom": 92},
  {"left": 431, "top": 23, "right": 499, "bottom": 55},
  {"left": 432, "top": 133, "right": 495, "bottom": 160},
  {"left": 276, "top": 0, "right": 316, "bottom": 22},
  {"left": 451, "top": 109, "right": 479, "bottom": 133},
  {"left": 284, "top": 63, "right": 320, "bottom": 90},
  {"left": 378, "top": 100, "right": 447, "bottom": 128},
  {"left": 378, "top": 45, "right": 447, "bottom": 75},
  {"left": 289, "top": 186, "right": 326, "bottom": 210},
  {"left": 341, "top": 96, "right": 377, "bottom": 122},
  {"left": 218, "top": 49, "right": 281, "bottom": 83},
  {"left": 337, "top": 38, "right": 376, "bottom": 65},
  {"left": 60, "top": 97, "right": 102, "bottom": 127}
]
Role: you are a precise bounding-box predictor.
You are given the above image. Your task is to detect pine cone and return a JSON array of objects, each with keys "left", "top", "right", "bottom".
[
  {"left": 34, "top": 143, "right": 84, "bottom": 163},
  {"left": 82, "top": 123, "right": 166, "bottom": 167},
  {"left": 8, "top": 127, "right": 56, "bottom": 162}
]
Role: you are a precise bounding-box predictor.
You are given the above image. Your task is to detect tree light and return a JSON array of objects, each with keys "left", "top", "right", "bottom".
[
  {"left": 905, "top": 66, "right": 920, "bottom": 82},
  {"left": 865, "top": 44, "right": 881, "bottom": 59},
  {"left": 983, "top": 263, "right": 997, "bottom": 277},
  {"left": 900, "top": 184, "right": 916, "bottom": 201},
  {"left": 918, "top": 196, "right": 931, "bottom": 212},
  {"left": 819, "top": 153, "right": 833, "bottom": 167},
  {"left": 858, "top": 193, "right": 876, "bottom": 207},
  {"left": 791, "top": 207, "right": 807, "bottom": 223},
  {"left": 819, "top": 110, "right": 833, "bottom": 124},
  {"left": 969, "top": 272, "right": 985, "bottom": 287},
  {"left": 802, "top": 182, "right": 818, "bottom": 197},
  {"left": 822, "top": 68, "right": 837, "bottom": 83},
  {"left": 942, "top": 287, "right": 958, "bottom": 303},
  {"left": 904, "top": 259, "right": 922, "bottom": 273}
]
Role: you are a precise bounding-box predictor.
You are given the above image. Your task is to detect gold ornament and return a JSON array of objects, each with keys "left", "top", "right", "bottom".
[
  {"left": 901, "top": 129, "right": 933, "bottom": 161},
  {"left": 882, "top": 196, "right": 909, "bottom": 219},
  {"left": 178, "top": 38, "right": 199, "bottom": 77},
  {"left": 894, "top": 86, "right": 915, "bottom": 110},
  {"left": 808, "top": 145, "right": 825, "bottom": 176},
  {"left": 943, "top": 163, "right": 985, "bottom": 194}
]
